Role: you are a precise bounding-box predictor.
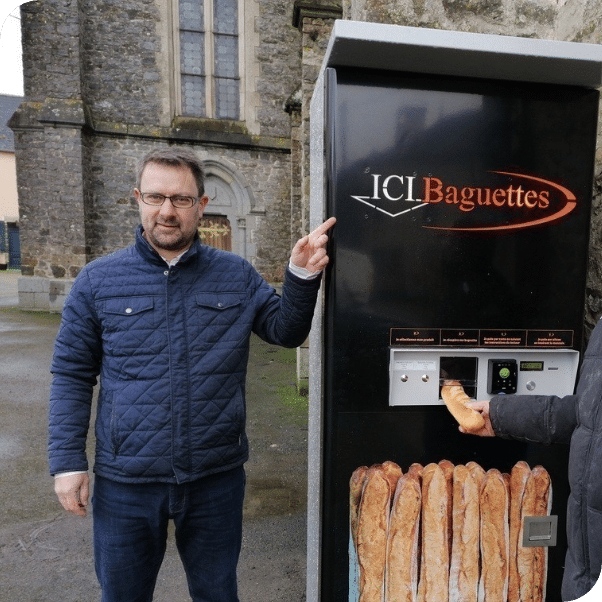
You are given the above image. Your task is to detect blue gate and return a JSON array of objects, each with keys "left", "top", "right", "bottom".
[{"left": 8, "top": 223, "right": 20, "bottom": 269}]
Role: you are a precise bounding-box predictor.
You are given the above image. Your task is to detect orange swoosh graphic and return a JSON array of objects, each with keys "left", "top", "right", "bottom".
[{"left": 423, "top": 171, "right": 576, "bottom": 232}]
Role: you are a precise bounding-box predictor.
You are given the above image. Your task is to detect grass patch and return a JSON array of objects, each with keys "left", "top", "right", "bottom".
[
  {"left": 251, "top": 337, "right": 309, "bottom": 424},
  {"left": 277, "top": 382, "right": 309, "bottom": 420},
  {"left": 0, "top": 307, "right": 62, "bottom": 324},
  {"left": 270, "top": 345, "right": 297, "bottom": 365},
  {"left": 274, "top": 348, "right": 309, "bottom": 425}
]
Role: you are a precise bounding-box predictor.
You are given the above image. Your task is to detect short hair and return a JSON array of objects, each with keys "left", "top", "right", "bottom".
[{"left": 136, "top": 148, "right": 205, "bottom": 196}]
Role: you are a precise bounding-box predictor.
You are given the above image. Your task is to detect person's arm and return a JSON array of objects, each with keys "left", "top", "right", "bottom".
[
  {"left": 252, "top": 218, "right": 336, "bottom": 347},
  {"left": 463, "top": 395, "right": 578, "bottom": 445},
  {"left": 49, "top": 269, "right": 101, "bottom": 516}
]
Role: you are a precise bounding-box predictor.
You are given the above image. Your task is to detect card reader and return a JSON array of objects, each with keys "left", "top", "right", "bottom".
[{"left": 488, "top": 359, "right": 518, "bottom": 394}]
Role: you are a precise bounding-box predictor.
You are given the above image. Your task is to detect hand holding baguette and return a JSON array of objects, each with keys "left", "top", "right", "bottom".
[
  {"left": 440, "top": 382, "right": 492, "bottom": 435},
  {"left": 461, "top": 400, "right": 496, "bottom": 437}
]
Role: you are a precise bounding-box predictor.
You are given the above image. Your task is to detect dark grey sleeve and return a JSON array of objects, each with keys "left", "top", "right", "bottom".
[{"left": 489, "top": 394, "right": 578, "bottom": 445}]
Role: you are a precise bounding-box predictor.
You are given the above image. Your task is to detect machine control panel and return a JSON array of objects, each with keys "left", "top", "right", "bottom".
[
  {"left": 389, "top": 348, "right": 579, "bottom": 406},
  {"left": 488, "top": 359, "right": 518, "bottom": 394}
]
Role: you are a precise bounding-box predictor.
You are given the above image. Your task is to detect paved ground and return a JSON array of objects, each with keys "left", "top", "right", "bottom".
[{"left": 0, "top": 270, "right": 309, "bottom": 601}]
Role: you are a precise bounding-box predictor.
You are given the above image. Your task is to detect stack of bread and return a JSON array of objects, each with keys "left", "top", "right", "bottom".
[{"left": 349, "top": 459, "right": 551, "bottom": 602}]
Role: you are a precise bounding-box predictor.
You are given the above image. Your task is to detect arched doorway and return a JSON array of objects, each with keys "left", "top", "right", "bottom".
[{"left": 201, "top": 159, "right": 257, "bottom": 261}]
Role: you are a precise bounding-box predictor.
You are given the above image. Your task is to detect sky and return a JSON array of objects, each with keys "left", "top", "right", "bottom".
[{"left": 0, "top": 1, "right": 24, "bottom": 96}]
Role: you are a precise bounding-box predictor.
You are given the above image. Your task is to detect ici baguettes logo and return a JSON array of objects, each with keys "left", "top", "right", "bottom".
[{"left": 351, "top": 170, "right": 577, "bottom": 232}]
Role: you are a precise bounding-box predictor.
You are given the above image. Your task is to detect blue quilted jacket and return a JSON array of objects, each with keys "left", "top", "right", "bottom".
[
  {"left": 490, "top": 317, "right": 602, "bottom": 600},
  {"left": 49, "top": 226, "right": 322, "bottom": 484}
]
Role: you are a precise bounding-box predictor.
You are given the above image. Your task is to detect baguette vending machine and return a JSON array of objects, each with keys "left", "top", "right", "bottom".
[{"left": 307, "top": 21, "right": 602, "bottom": 602}]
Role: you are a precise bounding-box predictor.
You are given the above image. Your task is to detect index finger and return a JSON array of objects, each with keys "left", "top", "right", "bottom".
[{"left": 310, "top": 216, "right": 336, "bottom": 238}]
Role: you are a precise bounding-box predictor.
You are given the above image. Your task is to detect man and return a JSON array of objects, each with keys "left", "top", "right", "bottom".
[
  {"left": 49, "top": 148, "right": 336, "bottom": 602},
  {"left": 462, "top": 319, "right": 602, "bottom": 601}
]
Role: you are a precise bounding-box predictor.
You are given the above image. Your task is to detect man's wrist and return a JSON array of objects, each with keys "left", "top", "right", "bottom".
[
  {"left": 54, "top": 470, "right": 87, "bottom": 479},
  {"left": 288, "top": 259, "right": 321, "bottom": 280}
]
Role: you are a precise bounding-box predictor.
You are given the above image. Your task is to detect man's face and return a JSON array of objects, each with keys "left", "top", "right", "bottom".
[{"left": 135, "top": 162, "right": 209, "bottom": 259}]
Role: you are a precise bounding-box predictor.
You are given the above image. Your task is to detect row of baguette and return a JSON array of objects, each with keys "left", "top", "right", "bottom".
[{"left": 349, "top": 459, "right": 552, "bottom": 602}]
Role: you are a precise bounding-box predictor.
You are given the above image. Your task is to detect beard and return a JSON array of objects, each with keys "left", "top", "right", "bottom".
[{"left": 145, "top": 219, "right": 197, "bottom": 253}]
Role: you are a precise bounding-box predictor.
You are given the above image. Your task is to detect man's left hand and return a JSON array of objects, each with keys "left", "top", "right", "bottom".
[{"left": 291, "top": 217, "right": 336, "bottom": 274}]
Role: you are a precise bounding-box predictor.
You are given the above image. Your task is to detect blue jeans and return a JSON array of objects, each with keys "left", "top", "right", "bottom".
[{"left": 92, "top": 467, "right": 245, "bottom": 602}]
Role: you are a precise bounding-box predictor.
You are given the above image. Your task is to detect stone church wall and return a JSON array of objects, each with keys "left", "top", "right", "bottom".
[
  {"left": 11, "top": 0, "right": 305, "bottom": 310},
  {"left": 10, "top": 0, "right": 602, "bottom": 329}
]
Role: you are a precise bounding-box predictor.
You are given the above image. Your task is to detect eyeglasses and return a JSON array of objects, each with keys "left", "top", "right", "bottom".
[{"left": 139, "top": 193, "right": 199, "bottom": 208}]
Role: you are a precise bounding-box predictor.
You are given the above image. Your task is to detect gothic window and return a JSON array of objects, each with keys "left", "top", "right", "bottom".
[{"left": 178, "top": 0, "right": 240, "bottom": 120}]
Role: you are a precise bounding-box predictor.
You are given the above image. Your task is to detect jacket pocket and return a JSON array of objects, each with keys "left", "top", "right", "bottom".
[
  {"left": 194, "top": 292, "right": 245, "bottom": 312},
  {"left": 100, "top": 296, "right": 161, "bottom": 355},
  {"left": 191, "top": 292, "right": 247, "bottom": 345},
  {"left": 109, "top": 392, "right": 121, "bottom": 456}
]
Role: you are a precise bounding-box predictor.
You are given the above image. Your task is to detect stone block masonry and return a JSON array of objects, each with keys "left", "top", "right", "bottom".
[
  {"left": 11, "top": 0, "right": 602, "bottom": 327},
  {"left": 12, "top": 0, "right": 306, "bottom": 311},
  {"left": 18, "top": 275, "right": 73, "bottom": 312}
]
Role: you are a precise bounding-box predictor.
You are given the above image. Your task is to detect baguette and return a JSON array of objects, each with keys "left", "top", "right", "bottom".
[
  {"left": 408, "top": 463, "right": 424, "bottom": 480},
  {"left": 508, "top": 461, "right": 531, "bottom": 602},
  {"left": 357, "top": 465, "right": 391, "bottom": 602},
  {"left": 441, "top": 382, "right": 485, "bottom": 433},
  {"left": 449, "top": 465, "right": 481, "bottom": 602},
  {"left": 350, "top": 466, "right": 369, "bottom": 551},
  {"left": 381, "top": 460, "right": 403, "bottom": 500},
  {"left": 518, "top": 466, "right": 551, "bottom": 602},
  {"left": 417, "top": 463, "right": 450, "bottom": 602},
  {"left": 386, "top": 473, "right": 421, "bottom": 602},
  {"left": 466, "top": 461, "right": 486, "bottom": 489},
  {"left": 439, "top": 459, "right": 455, "bottom": 558},
  {"left": 478, "top": 469, "right": 509, "bottom": 602}
]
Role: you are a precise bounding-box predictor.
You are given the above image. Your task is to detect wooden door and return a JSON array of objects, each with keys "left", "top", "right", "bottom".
[{"left": 198, "top": 215, "right": 232, "bottom": 251}]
